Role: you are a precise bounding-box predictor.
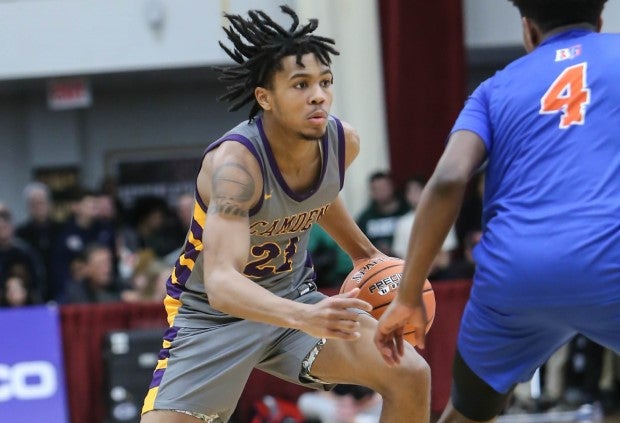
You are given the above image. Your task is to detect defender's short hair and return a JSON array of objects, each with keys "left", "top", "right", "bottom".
[{"left": 509, "top": 0, "right": 607, "bottom": 32}]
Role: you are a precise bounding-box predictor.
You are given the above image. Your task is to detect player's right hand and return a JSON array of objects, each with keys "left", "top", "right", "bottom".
[
  {"left": 300, "top": 288, "right": 372, "bottom": 340},
  {"left": 374, "top": 297, "right": 427, "bottom": 367}
]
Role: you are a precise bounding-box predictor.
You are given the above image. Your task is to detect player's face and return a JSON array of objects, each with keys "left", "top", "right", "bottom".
[{"left": 264, "top": 53, "right": 334, "bottom": 141}]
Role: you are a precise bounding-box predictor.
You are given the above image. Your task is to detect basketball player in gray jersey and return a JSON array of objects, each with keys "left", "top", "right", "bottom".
[{"left": 141, "top": 6, "right": 430, "bottom": 423}]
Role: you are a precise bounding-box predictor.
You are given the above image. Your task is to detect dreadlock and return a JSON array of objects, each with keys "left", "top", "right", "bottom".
[
  {"left": 509, "top": 0, "right": 607, "bottom": 33},
  {"left": 215, "top": 5, "right": 339, "bottom": 121}
]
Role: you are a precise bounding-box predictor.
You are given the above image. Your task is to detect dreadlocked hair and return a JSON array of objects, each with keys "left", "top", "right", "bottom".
[
  {"left": 509, "top": 0, "right": 607, "bottom": 32},
  {"left": 215, "top": 5, "right": 339, "bottom": 121}
]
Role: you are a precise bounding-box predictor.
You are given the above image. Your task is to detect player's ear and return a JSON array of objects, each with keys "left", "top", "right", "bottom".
[
  {"left": 521, "top": 17, "right": 539, "bottom": 53},
  {"left": 255, "top": 87, "right": 271, "bottom": 111}
]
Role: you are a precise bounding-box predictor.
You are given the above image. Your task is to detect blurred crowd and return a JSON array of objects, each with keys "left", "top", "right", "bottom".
[
  {"left": 0, "top": 180, "right": 193, "bottom": 308},
  {"left": 0, "top": 171, "right": 483, "bottom": 309}
]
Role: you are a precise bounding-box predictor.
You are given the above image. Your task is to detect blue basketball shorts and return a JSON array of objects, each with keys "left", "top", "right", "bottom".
[{"left": 457, "top": 296, "right": 620, "bottom": 394}]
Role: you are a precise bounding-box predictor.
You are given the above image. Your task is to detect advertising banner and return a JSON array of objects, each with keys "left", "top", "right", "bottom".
[{"left": 0, "top": 306, "right": 68, "bottom": 422}]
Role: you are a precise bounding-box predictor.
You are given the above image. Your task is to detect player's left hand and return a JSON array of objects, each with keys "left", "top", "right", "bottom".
[{"left": 374, "top": 297, "right": 427, "bottom": 367}]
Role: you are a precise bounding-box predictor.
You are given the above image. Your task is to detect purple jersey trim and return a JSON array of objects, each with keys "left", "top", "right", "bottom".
[
  {"left": 166, "top": 276, "right": 184, "bottom": 300},
  {"left": 189, "top": 222, "right": 202, "bottom": 245},
  {"left": 198, "top": 134, "right": 265, "bottom": 216},
  {"left": 194, "top": 186, "right": 207, "bottom": 212},
  {"left": 333, "top": 116, "right": 346, "bottom": 190},
  {"left": 256, "top": 117, "right": 329, "bottom": 202}
]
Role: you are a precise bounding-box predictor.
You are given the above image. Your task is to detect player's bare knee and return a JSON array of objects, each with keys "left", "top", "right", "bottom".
[
  {"left": 400, "top": 351, "right": 431, "bottom": 388},
  {"left": 376, "top": 350, "right": 430, "bottom": 397}
]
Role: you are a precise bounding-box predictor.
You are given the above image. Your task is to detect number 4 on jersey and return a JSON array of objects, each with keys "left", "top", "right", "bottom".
[{"left": 540, "top": 62, "right": 590, "bottom": 129}]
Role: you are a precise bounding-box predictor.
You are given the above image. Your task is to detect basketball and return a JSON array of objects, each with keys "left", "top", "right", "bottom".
[{"left": 339, "top": 256, "right": 435, "bottom": 344}]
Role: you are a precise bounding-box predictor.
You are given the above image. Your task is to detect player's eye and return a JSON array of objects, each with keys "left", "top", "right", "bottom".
[
  {"left": 320, "top": 79, "right": 333, "bottom": 88},
  {"left": 294, "top": 81, "right": 308, "bottom": 89}
]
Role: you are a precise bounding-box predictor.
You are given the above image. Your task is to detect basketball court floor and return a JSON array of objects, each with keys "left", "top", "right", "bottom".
[{"left": 497, "top": 403, "right": 620, "bottom": 423}]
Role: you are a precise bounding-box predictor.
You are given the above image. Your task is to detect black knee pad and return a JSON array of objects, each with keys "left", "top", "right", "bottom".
[{"left": 450, "top": 349, "right": 514, "bottom": 421}]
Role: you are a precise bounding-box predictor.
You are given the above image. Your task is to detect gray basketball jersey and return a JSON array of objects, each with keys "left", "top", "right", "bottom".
[{"left": 166, "top": 115, "right": 345, "bottom": 328}]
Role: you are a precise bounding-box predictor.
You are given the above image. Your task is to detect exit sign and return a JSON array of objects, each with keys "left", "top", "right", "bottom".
[{"left": 47, "top": 77, "right": 92, "bottom": 110}]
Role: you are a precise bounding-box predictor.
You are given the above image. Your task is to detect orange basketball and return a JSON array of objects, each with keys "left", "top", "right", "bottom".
[{"left": 339, "top": 256, "right": 435, "bottom": 345}]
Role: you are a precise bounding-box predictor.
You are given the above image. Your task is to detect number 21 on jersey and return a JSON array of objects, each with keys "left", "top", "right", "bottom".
[{"left": 540, "top": 62, "right": 590, "bottom": 129}]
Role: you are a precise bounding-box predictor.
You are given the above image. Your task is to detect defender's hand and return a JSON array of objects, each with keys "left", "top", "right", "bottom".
[{"left": 374, "top": 298, "right": 428, "bottom": 366}]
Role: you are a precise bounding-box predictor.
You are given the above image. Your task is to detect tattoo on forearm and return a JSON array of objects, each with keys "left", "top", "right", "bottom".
[
  {"left": 210, "top": 162, "right": 255, "bottom": 217},
  {"left": 210, "top": 203, "right": 248, "bottom": 217}
]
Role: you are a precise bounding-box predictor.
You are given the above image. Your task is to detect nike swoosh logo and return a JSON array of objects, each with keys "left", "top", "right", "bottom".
[{"left": 264, "top": 193, "right": 272, "bottom": 200}]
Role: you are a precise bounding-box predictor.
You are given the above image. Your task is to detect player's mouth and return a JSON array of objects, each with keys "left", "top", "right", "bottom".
[{"left": 308, "top": 110, "right": 327, "bottom": 124}]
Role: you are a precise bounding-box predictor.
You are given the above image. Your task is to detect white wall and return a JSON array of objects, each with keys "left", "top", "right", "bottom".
[
  {"left": 464, "top": 0, "right": 620, "bottom": 48},
  {"left": 0, "top": 0, "right": 285, "bottom": 80}
]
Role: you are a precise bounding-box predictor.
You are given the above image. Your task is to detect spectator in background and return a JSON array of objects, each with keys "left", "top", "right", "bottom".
[
  {"left": 95, "top": 190, "right": 120, "bottom": 228},
  {"left": 65, "top": 243, "right": 125, "bottom": 304},
  {"left": 308, "top": 224, "right": 353, "bottom": 289},
  {"left": 0, "top": 273, "right": 40, "bottom": 307},
  {"left": 122, "top": 195, "right": 177, "bottom": 258},
  {"left": 356, "top": 171, "right": 408, "bottom": 256},
  {"left": 53, "top": 188, "right": 117, "bottom": 302},
  {"left": 392, "top": 176, "right": 459, "bottom": 279},
  {"left": 121, "top": 249, "right": 169, "bottom": 303},
  {"left": 170, "top": 192, "right": 194, "bottom": 245},
  {"left": 0, "top": 205, "right": 45, "bottom": 302},
  {"left": 435, "top": 229, "right": 481, "bottom": 281},
  {"left": 162, "top": 192, "right": 195, "bottom": 265},
  {"left": 16, "top": 182, "right": 62, "bottom": 302},
  {"left": 98, "top": 175, "right": 126, "bottom": 225}
]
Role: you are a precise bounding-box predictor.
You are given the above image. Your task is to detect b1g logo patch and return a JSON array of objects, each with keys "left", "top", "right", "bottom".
[{"left": 555, "top": 44, "right": 582, "bottom": 62}]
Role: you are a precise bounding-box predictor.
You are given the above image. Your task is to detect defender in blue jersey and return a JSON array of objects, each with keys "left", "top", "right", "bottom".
[
  {"left": 375, "top": 0, "right": 619, "bottom": 421},
  {"left": 141, "top": 6, "right": 431, "bottom": 423}
]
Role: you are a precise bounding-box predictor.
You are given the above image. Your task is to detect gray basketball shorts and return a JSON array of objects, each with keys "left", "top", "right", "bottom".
[{"left": 142, "top": 290, "right": 333, "bottom": 422}]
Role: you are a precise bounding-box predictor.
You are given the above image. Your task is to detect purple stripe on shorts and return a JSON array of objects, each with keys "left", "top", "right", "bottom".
[
  {"left": 149, "top": 369, "right": 165, "bottom": 389},
  {"left": 158, "top": 348, "right": 170, "bottom": 360},
  {"left": 163, "top": 326, "right": 179, "bottom": 342},
  {"left": 157, "top": 327, "right": 179, "bottom": 361}
]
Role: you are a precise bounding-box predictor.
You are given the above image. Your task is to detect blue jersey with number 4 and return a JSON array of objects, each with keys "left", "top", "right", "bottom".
[{"left": 451, "top": 30, "right": 620, "bottom": 307}]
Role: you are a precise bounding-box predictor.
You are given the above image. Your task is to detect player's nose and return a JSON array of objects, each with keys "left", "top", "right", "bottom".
[{"left": 309, "top": 84, "right": 326, "bottom": 104}]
